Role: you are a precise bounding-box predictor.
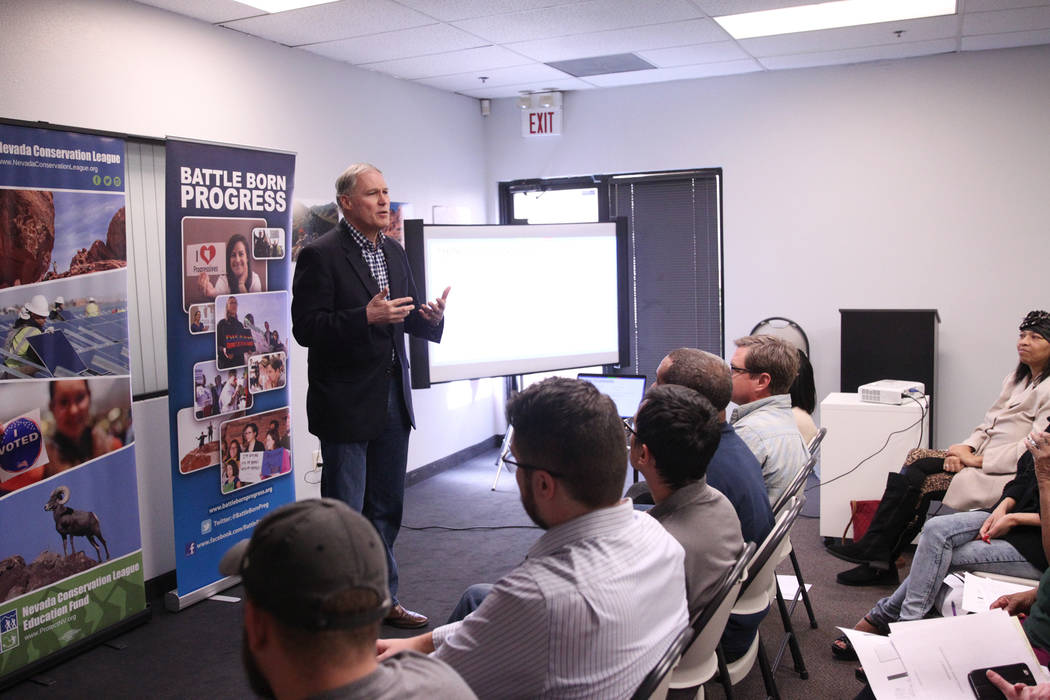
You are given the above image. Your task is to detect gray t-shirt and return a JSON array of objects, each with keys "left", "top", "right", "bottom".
[{"left": 308, "top": 651, "right": 476, "bottom": 700}]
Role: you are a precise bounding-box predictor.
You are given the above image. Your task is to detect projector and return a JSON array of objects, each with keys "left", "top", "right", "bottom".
[{"left": 858, "top": 379, "right": 926, "bottom": 405}]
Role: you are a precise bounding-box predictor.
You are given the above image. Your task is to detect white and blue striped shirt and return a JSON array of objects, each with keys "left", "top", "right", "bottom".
[{"left": 432, "top": 500, "right": 688, "bottom": 699}]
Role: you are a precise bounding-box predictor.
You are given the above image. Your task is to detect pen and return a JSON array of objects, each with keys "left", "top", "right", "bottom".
[{"left": 951, "top": 601, "right": 958, "bottom": 616}]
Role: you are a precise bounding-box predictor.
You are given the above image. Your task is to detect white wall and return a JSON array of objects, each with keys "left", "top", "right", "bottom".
[
  {"left": 483, "top": 46, "right": 1050, "bottom": 445},
  {"left": 1, "top": 0, "right": 505, "bottom": 580}
]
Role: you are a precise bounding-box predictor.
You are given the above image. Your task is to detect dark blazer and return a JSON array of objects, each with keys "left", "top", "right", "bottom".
[{"left": 291, "top": 221, "right": 442, "bottom": 442}]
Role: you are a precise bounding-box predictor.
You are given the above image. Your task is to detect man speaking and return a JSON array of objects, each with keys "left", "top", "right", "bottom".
[{"left": 292, "top": 163, "right": 449, "bottom": 628}]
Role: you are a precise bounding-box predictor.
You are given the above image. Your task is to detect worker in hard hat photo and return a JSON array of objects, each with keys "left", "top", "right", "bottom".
[
  {"left": 85, "top": 296, "right": 100, "bottom": 317},
  {"left": 3, "top": 294, "right": 50, "bottom": 377},
  {"left": 49, "top": 295, "right": 67, "bottom": 321}
]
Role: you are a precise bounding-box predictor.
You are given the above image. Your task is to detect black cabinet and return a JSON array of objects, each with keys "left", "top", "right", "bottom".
[{"left": 840, "top": 309, "right": 939, "bottom": 446}]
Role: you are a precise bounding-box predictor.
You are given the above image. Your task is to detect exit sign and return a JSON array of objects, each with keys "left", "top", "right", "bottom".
[{"left": 521, "top": 107, "right": 562, "bottom": 137}]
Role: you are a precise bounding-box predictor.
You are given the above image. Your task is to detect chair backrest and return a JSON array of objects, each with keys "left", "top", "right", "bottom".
[
  {"left": 807, "top": 426, "right": 827, "bottom": 457},
  {"left": 631, "top": 624, "right": 695, "bottom": 700},
  {"left": 749, "top": 317, "right": 809, "bottom": 356},
  {"left": 668, "top": 541, "right": 757, "bottom": 683},
  {"left": 738, "top": 498, "right": 804, "bottom": 604},
  {"left": 771, "top": 454, "right": 817, "bottom": 517}
]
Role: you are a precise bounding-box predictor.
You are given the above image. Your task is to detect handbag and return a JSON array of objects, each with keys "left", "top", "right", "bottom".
[{"left": 843, "top": 499, "right": 880, "bottom": 542}]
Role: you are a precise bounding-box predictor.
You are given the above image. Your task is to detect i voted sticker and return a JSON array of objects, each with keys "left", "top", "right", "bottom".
[{"left": 1, "top": 412, "right": 45, "bottom": 478}]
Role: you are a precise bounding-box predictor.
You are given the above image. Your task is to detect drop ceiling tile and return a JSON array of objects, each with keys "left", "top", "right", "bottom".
[
  {"left": 638, "top": 41, "right": 751, "bottom": 67},
  {"left": 506, "top": 19, "right": 728, "bottom": 62},
  {"left": 220, "top": 0, "right": 433, "bottom": 46},
  {"left": 693, "top": 0, "right": 836, "bottom": 15},
  {"left": 965, "top": 0, "right": 1050, "bottom": 12},
  {"left": 135, "top": 0, "right": 262, "bottom": 24},
  {"left": 415, "top": 63, "right": 572, "bottom": 91},
  {"left": 962, "top": 28, "right": 1050, "bottom": 50},
  {"left": 740, "top": 15, "right": 958, "bottom": 57},
  {"left": 361, "top": 44, "right": 533, "bottom": 79},
  {"left": 393, "top": 0, "right": 586, "bottom": 22},
  {"left": 456, "top": 77, "right": 595, "bottom": 98},
  {"left": 582, "top": 58, "right": 762, "bottom": 86},
  {"left": 963, "top": 6, "right": 1050, "bottom": 34},
  {"left": 450, "top": 0, "right": 704, "bottom": 44},
  {"left": 303, "top": 23, "right": 485, "bottom": 63},
  {"left": 758, "top": 38, "right": 957, "bottom": 70}
]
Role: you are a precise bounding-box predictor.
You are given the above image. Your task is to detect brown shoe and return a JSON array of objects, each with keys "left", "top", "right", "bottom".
[{"left": 384, "top": 604, "right": 429, "bottom": 629}]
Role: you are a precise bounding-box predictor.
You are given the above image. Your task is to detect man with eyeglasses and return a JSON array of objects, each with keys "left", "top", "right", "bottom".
[
  {"left": 729, "top": 335, "right": 809, "bottom": 506},
  {"left": 376, "top": 377, "right": 689, "bottom": 698}
]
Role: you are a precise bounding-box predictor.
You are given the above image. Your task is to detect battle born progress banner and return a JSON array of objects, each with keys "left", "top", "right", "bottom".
[
  {"left": 0, "top": 123, "right": 144, "bottom": 685},
  {"left": 165, "top": 139, "right": 295, "bottom": 601}
]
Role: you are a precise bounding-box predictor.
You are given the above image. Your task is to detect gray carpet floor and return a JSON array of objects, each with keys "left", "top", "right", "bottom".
[{"left": 8, "top": 447, "right": 899, "bottom": 698}]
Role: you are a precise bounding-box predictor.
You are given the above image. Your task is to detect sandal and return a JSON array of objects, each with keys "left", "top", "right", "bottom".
[
  {"left": 833, "top": 616, "right": 890, "bottom": 661},
  {"left": 831, "top": 634, "right": 858, "bottom": 661}
]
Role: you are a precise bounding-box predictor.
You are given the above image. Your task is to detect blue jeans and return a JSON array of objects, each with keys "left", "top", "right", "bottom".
[
  {"left": 868, "top": 510, "right": 1042, "bottom": 626},
  {"left": 448, "top": 583, "right": 493, "bottom": 624},
  {"left": 320, "top": 374, "right": 410, "bottom": 602}
]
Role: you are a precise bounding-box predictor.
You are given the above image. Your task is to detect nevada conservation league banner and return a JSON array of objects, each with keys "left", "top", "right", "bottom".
[
  {"left": 0, "top": 122, "right": 145, "bottom": 687},
  {"left": 165, "top": 139, "right": 295, "bottom": 606}
]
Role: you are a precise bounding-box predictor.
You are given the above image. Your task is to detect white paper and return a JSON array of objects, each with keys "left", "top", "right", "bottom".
[
  {"left": 841, "top": 626, "right": 917, "bottom": 699},
  {"left": 888, "top": 610, "right": 1048, "bottom": 699},
  {"left": 961, "top": 572, "right": 1037, "bottom": 614},
  {"left": 777, "top": 574, "right": 812, "bottom": 601}
]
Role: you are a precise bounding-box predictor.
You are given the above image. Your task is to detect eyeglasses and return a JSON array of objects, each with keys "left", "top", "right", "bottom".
[
  {"left": 500, "top": 450, "right": 566, "bottom": 479},
  {"left": 729, "top": 364, "right": 753, "bottom": 376},
  {"left": 623, "top": 418, "right": 637, "bottom": 438}
]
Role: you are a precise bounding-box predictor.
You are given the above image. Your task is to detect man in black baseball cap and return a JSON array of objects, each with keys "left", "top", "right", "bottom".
[{"left": 220, "top": 499, "right": 474, "bottom": 699}]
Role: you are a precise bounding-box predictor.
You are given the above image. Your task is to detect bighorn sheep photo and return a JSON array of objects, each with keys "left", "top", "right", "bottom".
[{"left": 44, "top": 486, "right": 110, "bottom": 562}]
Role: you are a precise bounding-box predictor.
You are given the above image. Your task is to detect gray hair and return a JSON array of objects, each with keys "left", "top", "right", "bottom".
[{"left": 335, "top": 163, "right": 382, "bottom": 198}]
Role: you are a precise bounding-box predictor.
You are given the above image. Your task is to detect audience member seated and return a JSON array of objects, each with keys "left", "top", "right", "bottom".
[
  {"left": 219, "top": 499, "right": 475, "bottom": 700},
  {"left": 790, "top": 347, "right": 819, "bottom": 446},
  {"left": 631, "top": 383, "right": 746, "bottom": 619},
  {"left": 628, "top": 348, "right": 774, "bottom": 545},
  {"left": 729, "top": 334, "right": 809, "bottom": 506},
  {"left": 828, "top": 310, "right": 1050, "bottom": 586},
  {"left": 377, "top": 377, "right": 689, "bottom": 698},
  {"left": 833, "top": 432, "right": 1050, "bottom": 662}
]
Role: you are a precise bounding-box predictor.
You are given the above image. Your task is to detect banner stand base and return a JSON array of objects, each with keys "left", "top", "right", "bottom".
[
  {"left": 164, "top": 574, "right": 241, "bottom": 612},
  {"left": 0, "top": 606, "right": 151, "bottom": 692}
]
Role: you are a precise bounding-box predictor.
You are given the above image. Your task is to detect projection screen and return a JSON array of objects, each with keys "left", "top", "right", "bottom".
[{"left": 405, "top": 220, "right": 628, "bottom": 387}]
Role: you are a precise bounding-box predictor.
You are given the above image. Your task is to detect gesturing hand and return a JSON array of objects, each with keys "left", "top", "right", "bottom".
[
  {"left": 366, "top": 288, "right": 415, "bottom": 325},
  {"left": 418, "top": 286, "right": 451, "bottom": 326}
]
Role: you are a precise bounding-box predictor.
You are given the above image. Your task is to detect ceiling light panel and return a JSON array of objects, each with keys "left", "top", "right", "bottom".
[
  {"left": 715, "top": 0, "right": 957, "bottom": 40},
  {"left": 220, "top": 0, "right": 432, "bottom": 46},
  {"left": 739, "top": 14, "right": 958, "bottom": 57}
]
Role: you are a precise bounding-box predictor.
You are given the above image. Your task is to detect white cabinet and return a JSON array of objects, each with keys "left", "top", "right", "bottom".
[{"left": 819, "top": 392, "right": 930, "bottom": 539}]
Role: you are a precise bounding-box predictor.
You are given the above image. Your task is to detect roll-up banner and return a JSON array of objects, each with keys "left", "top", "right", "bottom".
[
  {"left": 0, "top": 123, "right": 146, "bottom": 688},
  {"left": 164, "top": 139, "right": 295, "bottom": 609}
]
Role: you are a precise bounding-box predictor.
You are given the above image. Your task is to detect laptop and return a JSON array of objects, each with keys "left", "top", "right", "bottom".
[{"left": 577, "top": 373, "right": 647, "bottom": 419}]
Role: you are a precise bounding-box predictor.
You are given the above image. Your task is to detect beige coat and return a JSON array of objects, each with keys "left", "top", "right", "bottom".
[{"left": 943, "top": 372, "right": 1050, "bottom": 510}]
